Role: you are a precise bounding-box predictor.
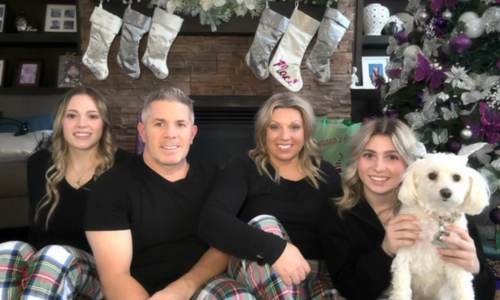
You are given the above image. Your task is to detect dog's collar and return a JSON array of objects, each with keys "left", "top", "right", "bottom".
[
  {"left": 429, "top": 211, "right": 460, "bottom": 224},
  {"left": 432, "top": 212, "right": 460, "bottom": 245}
]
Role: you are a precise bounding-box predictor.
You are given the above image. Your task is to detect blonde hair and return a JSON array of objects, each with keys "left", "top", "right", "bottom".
[
  {"left": 35, "top": 86, "right": 116, "bottom": 229},
  {"left": 248, "top": 93, "right": 324, "bottom": 188},
  {"left": 336, "top": 118, "right": 418, "bottom": 216}
]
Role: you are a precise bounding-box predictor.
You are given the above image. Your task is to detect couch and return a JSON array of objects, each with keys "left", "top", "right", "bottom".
[{"left": 0, "top": 95, "right": 59, "bottom": 229}]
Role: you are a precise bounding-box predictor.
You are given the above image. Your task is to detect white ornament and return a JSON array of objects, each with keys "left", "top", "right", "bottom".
[
  {"left": 458, "top": 12, "right": 479, "bottom": 24},
  {"left": 403, "top": 45, "right": 421, "bottom": 61},
  {"left": 464, "top": 18, "right": 485, "bottom": 38},
  {"left": 363, "top": 3, "right": 390, "bottom": 36},
  {"left": 442, "top": 10, "right": 453, "bottom": 20}
]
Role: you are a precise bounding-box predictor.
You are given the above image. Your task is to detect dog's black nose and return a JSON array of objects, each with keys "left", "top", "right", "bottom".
[{"left": 440, "top": 188, "right": 452, "bottom": 199}]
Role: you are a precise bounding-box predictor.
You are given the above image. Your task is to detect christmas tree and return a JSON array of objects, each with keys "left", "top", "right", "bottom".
[{"left": 379, "top": 0, "right": 500, "bottom": 196}]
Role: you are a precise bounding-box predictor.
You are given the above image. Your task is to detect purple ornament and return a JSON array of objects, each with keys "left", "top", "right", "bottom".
[
  {"left": 395, "top": 30, "right": 408, "bottom": 45},
  {"left": 385, "top": 106, "right": 398, "bottom": 118},
  {"left": 449, "top": 33, "right": 472, "bottom": 53},
  {"left": 496, "top": 60, "right": 500, "bottom": 70},
  {"left": 434, "top": 17, "right": 447, "bottom": 29},
  {"left": 490, "top": 206, "right": 500, "bottom": 224},
  {"left": 446, "top": 138, "right": 462, "bottom": 154}
]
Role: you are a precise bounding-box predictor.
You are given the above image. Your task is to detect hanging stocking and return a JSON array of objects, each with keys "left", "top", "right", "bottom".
[
  {"left": 306, "top": 8, "right": 350, "bottom": 83},
  {"left": 142, "top": 8, "right": 183, "bottom": 80},
  {"left": 269, "top": 8, "right": 320, "bottom": 92},
  {"left": 82, "top": 5, "right": 123, "bottom": 81},
  {"left": 245, "top": 8, "right": 289, "bottom": 80},
  {"left": 117, "top": 6, "right": 152, "bottom": 79}
]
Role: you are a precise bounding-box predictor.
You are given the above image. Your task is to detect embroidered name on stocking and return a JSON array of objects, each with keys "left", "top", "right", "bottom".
[{"left": 273, "top": 60, "right": 298, "bottom": 86}]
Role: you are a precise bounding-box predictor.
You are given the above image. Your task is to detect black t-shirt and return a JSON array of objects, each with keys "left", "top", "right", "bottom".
[
  {"left": 84, "top": 155, "right": 220, "bottom": 295},
  {"left": 198, "top": 155, "right": 343, "bottom": 265},
  {"left": 27, "top": 148, "right": 133, "bottom": 253}
]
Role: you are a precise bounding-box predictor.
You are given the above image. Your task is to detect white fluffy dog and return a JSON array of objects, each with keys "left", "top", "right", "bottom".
[{"left": 388, "top": 153, "right": 490, "bottom": 300}]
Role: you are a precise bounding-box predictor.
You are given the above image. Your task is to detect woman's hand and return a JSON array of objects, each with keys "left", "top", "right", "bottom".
[
  {"left": 381, "top": 214, "right": 421, "bottom": 257},
  {"left": 272, "top": 243, "right": 310, "bottom": 286},
  {"left": 437, "top": 225, "right": 480, "bottom": 275}
]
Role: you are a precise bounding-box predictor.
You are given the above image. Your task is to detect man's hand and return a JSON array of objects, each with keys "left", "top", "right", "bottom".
[
  {"left": 271, "top": 243, "right": 310, "bottom": 286},
  {"left": 149, "top": 280, "right": 194, "bottom": 300}
]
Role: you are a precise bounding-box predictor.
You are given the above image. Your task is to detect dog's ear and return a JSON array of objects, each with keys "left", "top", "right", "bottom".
[
  {"left": 397, "top": 161, "right": 420, "bottom": 206},
  {"left": 462, "top": 167, "right": 490, "bottom": 215}
]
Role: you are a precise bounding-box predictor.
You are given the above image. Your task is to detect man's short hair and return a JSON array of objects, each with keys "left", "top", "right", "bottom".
[{"left": 141, "top": 87, "right": 195, "bottom": 124}]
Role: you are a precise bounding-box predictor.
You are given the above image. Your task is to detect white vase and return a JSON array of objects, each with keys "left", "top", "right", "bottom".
[{"left": 363, "top": 3, "right": 390, "bottom": 36}]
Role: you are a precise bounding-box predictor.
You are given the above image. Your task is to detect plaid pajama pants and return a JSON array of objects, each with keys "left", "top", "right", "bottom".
[
  {"left": 192, "top": 275, "right": 256, "bottom": 299},
  {"left": 227, "top": 215, "right": 339, "bottom": 300},
  {"left": 0, "top": 241, "right": 101, "bottom": 300}
]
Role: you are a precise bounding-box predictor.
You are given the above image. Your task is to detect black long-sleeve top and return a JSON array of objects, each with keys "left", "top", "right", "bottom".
[
  {"left": 27, "top": 148, "right": 133, "bottom": 253},
  {"left": 199, "top": 155, "right": 343, "bottom": 265},
  {"left": 319, "top": 199, "right": 496, "bottom": 300}
]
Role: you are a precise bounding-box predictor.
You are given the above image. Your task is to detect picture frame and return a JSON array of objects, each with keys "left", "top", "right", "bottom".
[
  {"left": 44, "top": 4, "right": 77, "bottom": 33},
  {"left": 361, "top": 56, "right": 390, "bottom": 89},
  {"left": 0, "top": 4, "right": 5, "bottom": 33},
  {"left": 57, "top": 54, "right": 82, "bottom": 88},
  {"left": 16, "top": 60, "right": 42, "bottom": 87},
  {"left": 0, "top": 59, "right": 5, "bottom": 86}
]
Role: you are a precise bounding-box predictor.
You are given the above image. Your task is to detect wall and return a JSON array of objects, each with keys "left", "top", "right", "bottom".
[{"left": 78, "top": 0, "right": 355, "bottom": 151}]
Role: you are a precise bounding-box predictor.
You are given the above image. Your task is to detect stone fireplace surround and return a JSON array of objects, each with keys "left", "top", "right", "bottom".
[{"left": 77, "top": 0, "right": 355, "bottom": 160}]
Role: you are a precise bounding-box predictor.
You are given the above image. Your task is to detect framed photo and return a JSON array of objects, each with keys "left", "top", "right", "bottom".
[
  {"left": 0, "top": 4, "right": 5, "bottom": 33},
  {"left": 44, "top": 5, "right": 77, "bottom": 33},
  {"left": 16, "top": 60, "right": 42, "bottom": 87},
  {"left": 58, "top": 54, "right": 82, "bottom": 88},
  {"left": 0, "top": 60, "right": 5, "bottom": 86},
  {"left": 361, "top": 56, "right": 390, "bottom": 89}
]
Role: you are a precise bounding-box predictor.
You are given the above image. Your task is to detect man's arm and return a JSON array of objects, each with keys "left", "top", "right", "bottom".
[
  {"left": 152, "top": 247, "right": 228, "bottom": 299},
  {"left": 86, "top": 230, "right": 150, "bottom": 300}
]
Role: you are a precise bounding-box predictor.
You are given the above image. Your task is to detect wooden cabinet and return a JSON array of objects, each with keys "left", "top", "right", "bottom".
[{"left": 0, "top": 0, "right": 79, "bottom": 95}]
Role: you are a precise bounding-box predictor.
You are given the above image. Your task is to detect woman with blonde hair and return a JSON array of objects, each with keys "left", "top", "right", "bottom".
[
  {"left": 319, "top": 117, "right": 494, "bottom": 300},
  {"left": 199, "top": 93, "right": 343, "bottom": 299},
  {"left": 0, "top": 86, "right": 132, "bottom": 299}
]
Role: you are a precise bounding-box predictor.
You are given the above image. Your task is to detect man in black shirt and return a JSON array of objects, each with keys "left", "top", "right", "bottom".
[{"left": 84, "top": 87, "right": 253, "bottom": 299}]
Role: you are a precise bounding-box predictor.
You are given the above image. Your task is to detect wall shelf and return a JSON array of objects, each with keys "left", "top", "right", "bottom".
[
  {"left": 0, "top": 87, "right": 71, "bottom": 95},
  {"left": 362, "top": 35, "right": 390, "bottom": 47},
  {"left": 0, "top": 33, "right": 79, "bottom": 46}
]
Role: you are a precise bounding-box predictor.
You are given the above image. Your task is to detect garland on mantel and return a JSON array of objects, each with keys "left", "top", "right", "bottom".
[{"left": 148, "top": 0, "right": 334, "bottom": 31}]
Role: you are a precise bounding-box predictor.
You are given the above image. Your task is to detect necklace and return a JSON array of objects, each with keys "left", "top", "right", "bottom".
[{"left": 72, "top": 162, "right": 96, "bottom": 187}]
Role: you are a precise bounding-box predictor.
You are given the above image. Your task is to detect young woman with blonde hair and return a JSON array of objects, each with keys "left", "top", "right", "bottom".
[
  {"left": 199, "top": 93, "right": 343, "bottom": 299},
  {"left": 319, "top": 117, "right": 495, "bottom": 300},
  {"left": 0, "top": 86, "right": 132, "bottom": 299}
]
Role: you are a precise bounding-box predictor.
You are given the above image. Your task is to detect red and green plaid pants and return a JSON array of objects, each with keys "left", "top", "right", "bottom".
[
  {"left": 0, "top": 241, "right": 101, "bottom": 300},
  {"left": 227, "top": 215, "right": 339, "bottom": 300}
]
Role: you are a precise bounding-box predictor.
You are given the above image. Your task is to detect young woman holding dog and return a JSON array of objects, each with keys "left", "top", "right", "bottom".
[
  {"left": 0, "top": 87, "right": 133, "bottom": 299},
  {"left": 319, "top": 117, "right": 495, "bottom": 300}
]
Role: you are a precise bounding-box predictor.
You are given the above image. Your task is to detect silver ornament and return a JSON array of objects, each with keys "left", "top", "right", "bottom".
[
  {"left": 437, "top": 92, "right": 450, "bottom": 103},
  {"left": 460, "top": 126, "right": 473, "bottom": 139},
  {"left": 417, "top": 25, "right": 426, "bottom": 33},
  {"left": 419, "top": 11, "right": 430, "bottom": 23},
  {"left": 442, "top": 10, "right": 453, "bottom": 20},
  {"left": 382, "top": 106, "right": 388, "bottom": 114}
]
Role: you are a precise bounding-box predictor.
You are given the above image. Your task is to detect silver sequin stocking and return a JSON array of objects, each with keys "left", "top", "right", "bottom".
[
  {"left": 245, "top": 8, "right": 289, "bottom": 81},
  {"left": 305, "top": 8, "right": 350, "bottom": 83},
  {"left": 117, "top": 7, "right": 151, "bottom": 79},
  {"left": 82, "top": 6, "right": 122, "bottom": 81},
  {"left": 141, "top": 8, "right": 183, "bottom": 80}
]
